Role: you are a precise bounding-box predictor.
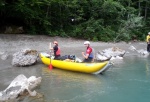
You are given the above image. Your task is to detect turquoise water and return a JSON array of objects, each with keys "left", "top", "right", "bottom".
[
  {"left": 1, "top": 56, "right": 150, "bottom": 102},
  {"left": 40, "top": 56, "right": 150, "bottom": 102}
]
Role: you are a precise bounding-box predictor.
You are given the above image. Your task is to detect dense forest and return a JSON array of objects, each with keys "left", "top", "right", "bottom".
[{"left": 0, "top": 0, "right": 150, "bottom": 42}]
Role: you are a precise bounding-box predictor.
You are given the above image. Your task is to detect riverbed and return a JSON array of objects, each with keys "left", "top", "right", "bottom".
[{"left": 0, "top": 34, "right": 149, "bottom": 102}]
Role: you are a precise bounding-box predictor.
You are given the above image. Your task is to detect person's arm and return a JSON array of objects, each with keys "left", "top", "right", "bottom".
[
  {"left": 50, "top": 47, "right": 53, "bottom": 50},
  {"left": 82, "top": 52, "right": 89, "bottom": 59},
  {"left": 49, "top": 43, "right": 53, "bottom": 50}
]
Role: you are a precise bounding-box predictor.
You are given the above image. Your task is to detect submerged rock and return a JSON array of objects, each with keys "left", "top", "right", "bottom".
[
  {"left": 12, "top": 49, "right": 39, "bottom": 66},
  {"left": 0, "top": 74, "right": 42, "bottom": 101}
]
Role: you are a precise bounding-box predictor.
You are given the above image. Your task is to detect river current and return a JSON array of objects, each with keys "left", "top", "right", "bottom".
[{"left": 0, "top": 55, "right": 150, "bottom": 102}]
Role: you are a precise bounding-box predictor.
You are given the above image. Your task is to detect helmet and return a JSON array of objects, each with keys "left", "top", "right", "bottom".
[
  {"left": 84, "top": 41, "right": 90, "bottom": 45},
  {"left": 148, "top": 32, "right": 150, "bottom": 35},
  {"left": 54, "top": 41, "right": 58, "bottom": 44}
]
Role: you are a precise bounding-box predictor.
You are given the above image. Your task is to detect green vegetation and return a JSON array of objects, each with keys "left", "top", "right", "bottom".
[{"left": 0, "top": 0, "right": 150, "bottom": 42}]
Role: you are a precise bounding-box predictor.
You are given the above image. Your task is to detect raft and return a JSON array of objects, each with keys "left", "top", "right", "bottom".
[{"left": 40, "top": 53, "right": 112, "bottom": 74}]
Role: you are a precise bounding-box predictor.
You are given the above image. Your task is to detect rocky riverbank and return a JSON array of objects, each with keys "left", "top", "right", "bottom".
[{"left": 0, "top": 34, "right": 147, "bottom": 68}]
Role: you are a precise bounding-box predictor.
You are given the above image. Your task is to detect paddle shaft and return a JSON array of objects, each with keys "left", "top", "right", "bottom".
[{"left": 49, "top": 42, "right": 53, "bottom": 69}]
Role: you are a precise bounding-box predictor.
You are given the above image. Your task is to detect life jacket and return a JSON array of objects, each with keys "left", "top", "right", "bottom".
[
  {"left": 56, "top": 47, "right": 61, "bottom": 55},
  {"left": 146, "top": 35, "right": 150, "bottom": 42},
  {"left": 89, "top": 48, "right": 95, "bottom": 59},
  {"left": 87, "top": 47, "right": 93, "bottom": 59},
  {"left": 88, "top": 52, "right": 93, "bottom": 59}
]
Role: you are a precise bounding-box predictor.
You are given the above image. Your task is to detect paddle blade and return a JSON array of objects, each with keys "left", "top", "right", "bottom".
[{"left": 49, "top": 64, "right": 53, "bottom": 70}]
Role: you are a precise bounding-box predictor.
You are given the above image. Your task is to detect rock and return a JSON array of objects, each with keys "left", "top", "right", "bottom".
[
  {"left": 137, "top": 49, "right": 149, "bottom": 55},
  {"left": 12, "top": 49, "right": 39, "bottom": 66},
  {"left": 110, "top": 56, "right": 123, "bottom": 60},
  {"left": 0, "top": 51, "right": 5, "bottom": 55},
  {"left": 16, "top": 26, "right": 24, "bottom": 34},
  {"left": 96, "top": 47, "right": 125, "bottom": 61},
  {"left": 0, "top": 74, "right": 42, "bottom": 101},
  {"left": 96, "top": 53, "right": 109, "bottom": 61},
  {"left": 4, "top": 26, "right": 12, "bottom": 34},
  {"left": 1, "top": 53, "right": 9, "bottom": 60},
  {"left": 129, "top": 45, "right": 149, "bottom": 56},
  {"left": 4, "top": 26, "right": 24, "bottom": 34},
  {"left": 129, "top": 45, "right": 136, "bottom": 51}
]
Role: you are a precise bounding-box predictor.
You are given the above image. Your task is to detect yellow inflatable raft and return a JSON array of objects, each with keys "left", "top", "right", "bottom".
[{"left": 40, "top": 53, "right": 112, "bottom": 74}]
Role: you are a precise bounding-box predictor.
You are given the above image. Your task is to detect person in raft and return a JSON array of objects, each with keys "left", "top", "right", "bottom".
[
  {"left": 147, "top": 38, "right": 150, "bottom": 52},
  {"left": 82, "top": 41, "right": 94, "bottom": 62},
  {"left": 146, "top": 32, "right": 150, "bottom": 52},
  {"left": 50, "top": 41, "right": 61, "bottom": 60}
]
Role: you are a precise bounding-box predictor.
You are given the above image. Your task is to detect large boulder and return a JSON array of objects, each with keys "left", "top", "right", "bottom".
[
  {"left": 96, "top": 47, "right": 126, "bottom": 61},
  {"left": 0, "top": 74, "right": 42, "bottom": 101},
  {"left": 12, "top": 49, "right": 39, "bottom": 66},
  {"left": 4, "top": 26, "right": 24, "bottom": 34}
]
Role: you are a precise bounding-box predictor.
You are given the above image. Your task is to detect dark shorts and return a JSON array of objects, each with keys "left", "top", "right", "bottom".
[
  {"left": 82, "top": 58, "right": 93, "bottom": 63},
  {"left": 54, "top": 55, "right": 61, "bottom": 60}
]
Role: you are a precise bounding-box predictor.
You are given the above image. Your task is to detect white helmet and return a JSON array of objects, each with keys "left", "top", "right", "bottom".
[
  {"left": 84, "top": 41, "right": 90, "bottom": 45},
  {"left": 148, "top": 32, "right": 150, "bottom": 35}
]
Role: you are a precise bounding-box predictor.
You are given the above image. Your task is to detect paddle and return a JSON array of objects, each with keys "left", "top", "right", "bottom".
[{"left": 49, "top": 42, "right": 53, "bottom": 70}]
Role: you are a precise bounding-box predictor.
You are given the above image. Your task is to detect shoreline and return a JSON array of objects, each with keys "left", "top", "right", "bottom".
[{"left": 0, "top": 34, "right": 147, "bottom": 58}]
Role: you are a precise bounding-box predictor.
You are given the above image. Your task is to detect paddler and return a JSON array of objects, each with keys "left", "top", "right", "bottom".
[
  {"left": 50, "top": 41, "right": 61, "bottom": 60},
  {"left": 82, "top": 41, "right": 94, "bottom": 62}
]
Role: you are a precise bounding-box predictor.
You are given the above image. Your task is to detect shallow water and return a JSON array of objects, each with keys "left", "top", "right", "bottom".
[{"left": 1, "top": 55, "right": 150, "bottom": 102}]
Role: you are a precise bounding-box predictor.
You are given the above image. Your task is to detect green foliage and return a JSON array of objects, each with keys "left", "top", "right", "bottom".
[
  {"left": 0, "top": 0, "right": 149, "bottom": 42},
  {"left": 114, "top": 14, "right": 143, "bottom": 42}
]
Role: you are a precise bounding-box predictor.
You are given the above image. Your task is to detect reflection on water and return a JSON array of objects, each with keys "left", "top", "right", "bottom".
[{"left": 1, "top": 56, "right": 150, "bottom": 102}]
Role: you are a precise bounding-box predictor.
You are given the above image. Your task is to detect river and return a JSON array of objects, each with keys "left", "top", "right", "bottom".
[{"left": 0, "top": 34, "right": 149, "bottom": 102}]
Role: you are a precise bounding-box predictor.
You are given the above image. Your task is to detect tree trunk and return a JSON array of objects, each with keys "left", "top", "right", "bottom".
[
  {"left": 144, "top": 1, "right": 148, "bottom": 21},
  {"left": 127, "top": 1, "right": 131, "bottom": 19},
  {"left": 138, "top": 0, "right": 141, "bottom": 16}
]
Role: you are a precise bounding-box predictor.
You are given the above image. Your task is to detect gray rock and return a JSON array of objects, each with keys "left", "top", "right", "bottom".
[
  {"left": 0, "top": 74, "right": 42, "bottom": 101},
  {"left": 96, "top": 47, "right": 126, "bottom": 61},
  {"left": 12, "top": 49, "right": 39, "bottom": 66},
  {"left": 129, "top": 45, "right": 149, "bottom": 56},
  {"left": 1, "top": 53, "right": 9, "bottom": 60}
]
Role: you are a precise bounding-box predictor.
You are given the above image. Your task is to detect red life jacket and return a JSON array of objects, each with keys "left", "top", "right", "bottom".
[
  {"left": 56, "top": 47, "right": 61, "bottom": 55},
  {"left": 86, "top": 46, "right": 93, "bottom": 58}
]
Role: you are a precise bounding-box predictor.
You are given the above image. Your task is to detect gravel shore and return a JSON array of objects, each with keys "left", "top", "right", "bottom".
[
  {"left": 0, "top": 34, "right": 147, "bottom": 69},
  {"left": 0, "top": 34, "right": 147, "bottom": 55}
]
